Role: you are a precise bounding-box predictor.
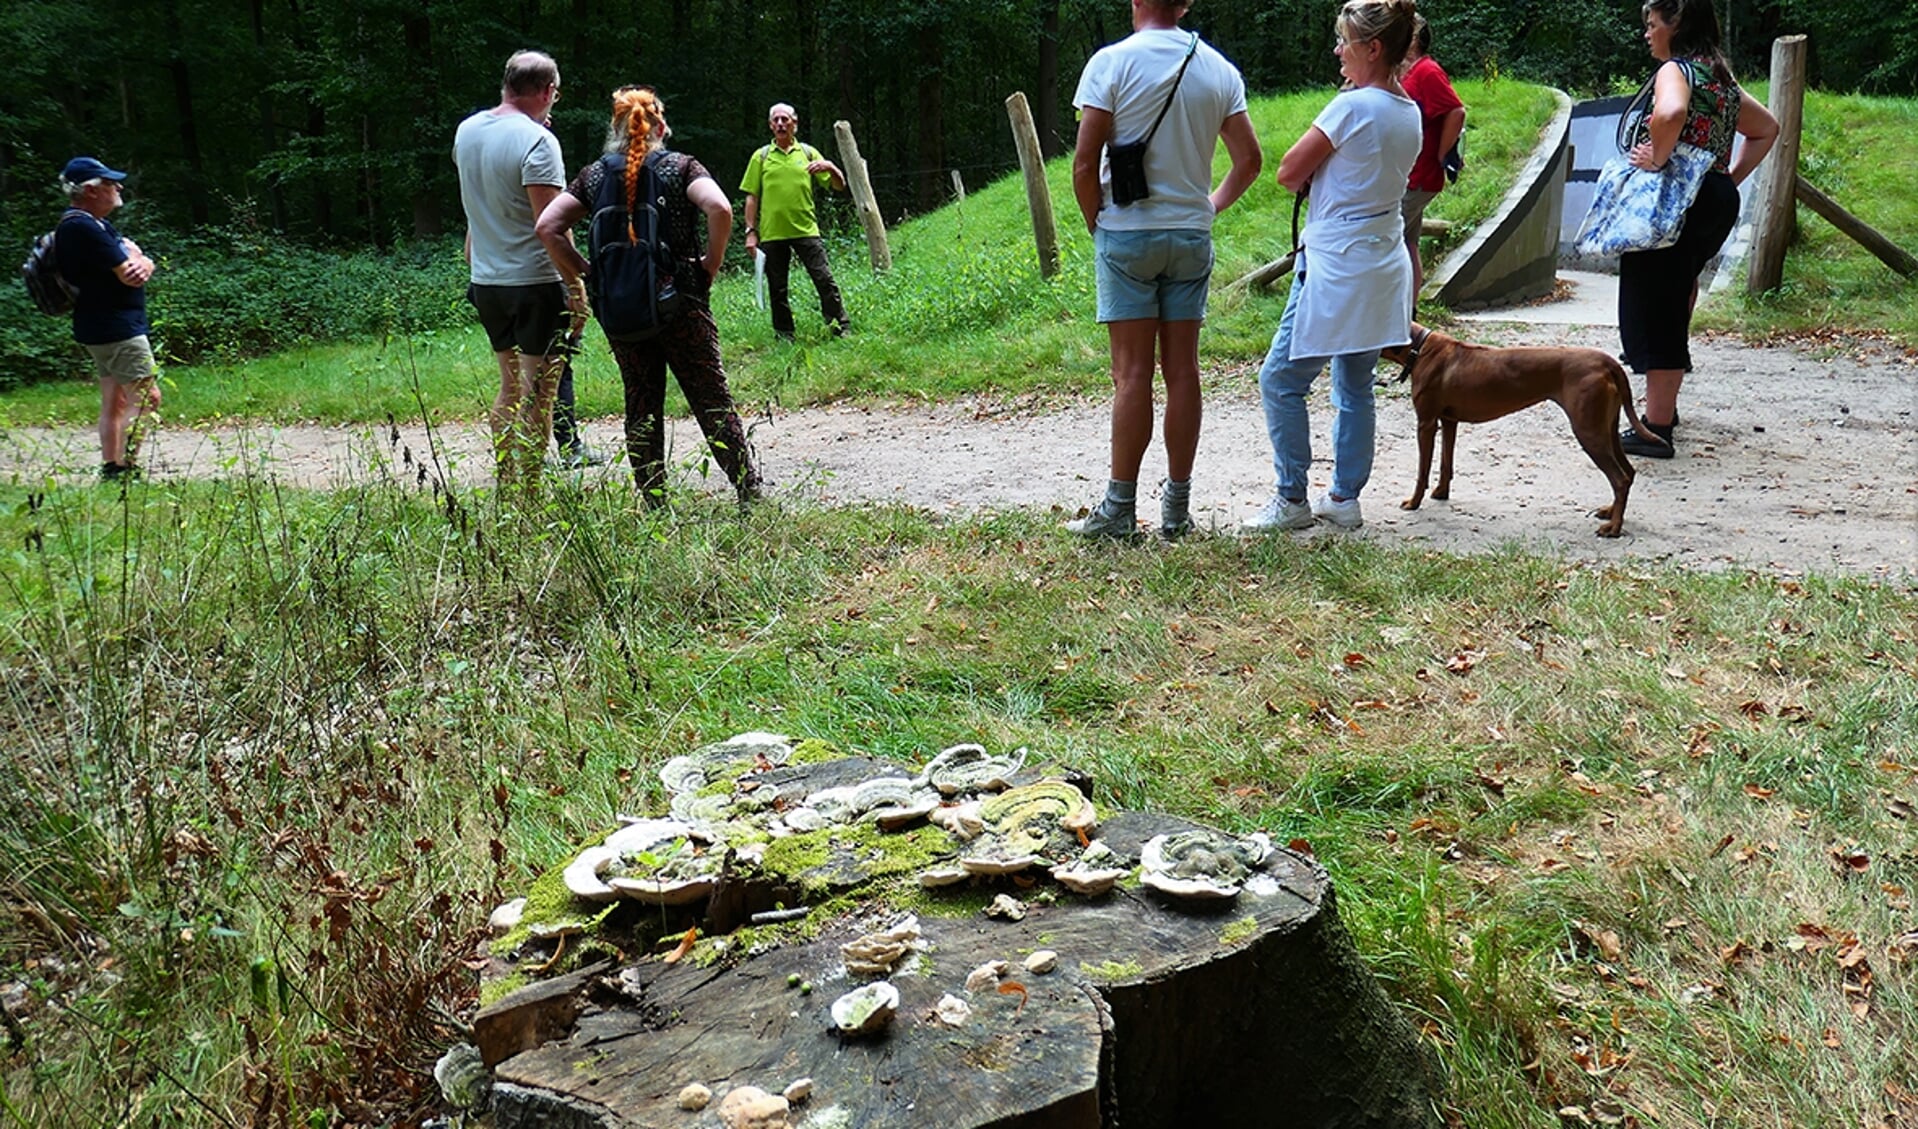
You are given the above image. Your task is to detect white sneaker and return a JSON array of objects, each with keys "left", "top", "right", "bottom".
[
  {"left": 1311, "top": 491, "right": 1363, "bottom": 529},
  {"left": 1241, "top": 495, "right": 1315, "bottom": 532}
]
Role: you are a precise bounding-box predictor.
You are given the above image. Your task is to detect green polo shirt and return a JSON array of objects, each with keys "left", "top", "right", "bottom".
[{"left": 739, "top": 141, "right": 832, "bottom": 241}]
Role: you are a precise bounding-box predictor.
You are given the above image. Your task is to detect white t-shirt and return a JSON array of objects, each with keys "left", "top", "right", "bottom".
[
  {"left": 1305, "top": 86, "right": 1422, "bottom": 228},
  {"left": 454, "top": 109, "right": 566, "bottom": 287},
  {"left": 1073, "top": 28, "right": 1249, "bottom": 232}
]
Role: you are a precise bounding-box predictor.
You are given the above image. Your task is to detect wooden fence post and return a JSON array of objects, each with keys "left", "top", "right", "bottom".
[
  {"left": 950, "top": 169, "right": 966, "bottom": 202},
  {"left": 833, "top": 121, "right": 892, "bottom": 273},
  {"left": 1746, "top": 35, "right": 1807, "bottom": 295},
  {"left": 1004, "top": 91, "right": 1061, "bottom": 279}
]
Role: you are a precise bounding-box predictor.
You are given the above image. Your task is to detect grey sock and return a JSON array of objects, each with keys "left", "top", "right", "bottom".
[
  {"left": 1162, "top": 478, "right": 1192, "bottom": 530},
  {"left": 1104, "top": 479, "right": 1138, "bottom": 508}
]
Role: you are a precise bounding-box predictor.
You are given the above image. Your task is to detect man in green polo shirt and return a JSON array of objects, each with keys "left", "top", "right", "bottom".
[{"left": 740, "top": 102, "right": 850, "bottom": 340}]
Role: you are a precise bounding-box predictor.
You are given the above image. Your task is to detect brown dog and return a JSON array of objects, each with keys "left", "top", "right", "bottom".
[{"left": 1378, "top": 326, "right": 1668, "bottom": 538}]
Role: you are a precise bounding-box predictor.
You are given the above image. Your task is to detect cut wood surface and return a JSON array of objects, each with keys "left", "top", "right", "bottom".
[{"left": 477, "top": 754, "right": 1437, "bottom": 1128}]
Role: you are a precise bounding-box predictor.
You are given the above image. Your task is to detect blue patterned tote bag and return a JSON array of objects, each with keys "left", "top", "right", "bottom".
[{"left": 1573, "top": 140, "right": 1715, "bottom": 256}]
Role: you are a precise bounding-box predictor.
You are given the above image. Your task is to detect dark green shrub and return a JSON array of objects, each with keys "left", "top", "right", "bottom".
[
  {"left": 2, "top": 218, "right": 475, "bottom": 389},
  {"left": 150, "top": 227, "right": 473, "bottom": 365}
]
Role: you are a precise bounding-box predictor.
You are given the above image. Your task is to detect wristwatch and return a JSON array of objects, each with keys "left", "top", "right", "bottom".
[{"left": 744, "top": 225, "right": 757, "bottom": 235}]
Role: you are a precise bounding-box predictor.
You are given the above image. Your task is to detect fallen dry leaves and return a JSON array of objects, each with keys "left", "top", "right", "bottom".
[
  {"left": 662, "top": 926, "right": 697, "bottom": 965},
  {"left": 1573, "top": 921, "right": 1624, "bottom": 963}
]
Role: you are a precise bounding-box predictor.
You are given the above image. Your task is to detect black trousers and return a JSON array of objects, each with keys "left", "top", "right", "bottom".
[
  {"left": 762, "top": 236, "right": 847, "bottom": 335},
  {"left": 553, "top": 359, "right": 581, "bottom": 452},
  {"left": 606, "top": 305, "right": 759, "bottom": 502},
  {"left": 1618, "top": 171, "right": 1739, "bottom": 374}
]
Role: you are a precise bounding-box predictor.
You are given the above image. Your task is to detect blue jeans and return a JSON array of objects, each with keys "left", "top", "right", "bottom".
[{"left": 1257, "top": 272, "right": 1378, "bottom": 502}]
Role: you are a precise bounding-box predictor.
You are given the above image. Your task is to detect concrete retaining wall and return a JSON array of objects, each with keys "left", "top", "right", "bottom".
[{"left": 1426, "top": 90, "right": 1572, "bottom": 311}]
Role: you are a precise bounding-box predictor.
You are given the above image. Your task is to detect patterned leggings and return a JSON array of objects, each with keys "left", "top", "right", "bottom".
[{"left": 607, "top": 305, "right": 760, "bottom": 503}]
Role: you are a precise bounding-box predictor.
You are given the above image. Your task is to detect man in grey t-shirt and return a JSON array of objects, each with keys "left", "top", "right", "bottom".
[{"left": 454, "top": 49, "right": 587, "bottom": 494}]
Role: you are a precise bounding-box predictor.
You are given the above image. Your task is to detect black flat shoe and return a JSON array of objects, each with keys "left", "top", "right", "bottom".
[{"left": 1620, "top": 421, "right": 1676, "bottom": 459}]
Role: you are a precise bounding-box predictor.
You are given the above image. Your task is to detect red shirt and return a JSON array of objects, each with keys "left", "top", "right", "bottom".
[{"left": 1402, "top": 55, "right": 1463, "bottom": 193}]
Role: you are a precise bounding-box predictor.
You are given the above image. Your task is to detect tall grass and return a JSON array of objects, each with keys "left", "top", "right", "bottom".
[{"left": 2, "top": 458, "right": 1913, "bottom": 1125}]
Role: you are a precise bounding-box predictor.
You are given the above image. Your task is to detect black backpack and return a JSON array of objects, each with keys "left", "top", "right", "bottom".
[
  {"left": 21, "top": 209, "right": 87, "bottom": 317},
  {"left": 586, "top": 151, "right": 686, "bottom": 342}
]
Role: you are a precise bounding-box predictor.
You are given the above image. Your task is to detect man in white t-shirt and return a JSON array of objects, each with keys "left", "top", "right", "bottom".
[
  {"left": 454, "top": 49, "right": 587, "bottom": 494},
  {"left": 1068, "top": 0, "right": 1262, "bottom": 540}
]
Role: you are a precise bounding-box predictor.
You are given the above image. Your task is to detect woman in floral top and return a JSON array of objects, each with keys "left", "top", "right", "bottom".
[{"left": 1616, "top": 0, "right": 1777, "bottom": 459}]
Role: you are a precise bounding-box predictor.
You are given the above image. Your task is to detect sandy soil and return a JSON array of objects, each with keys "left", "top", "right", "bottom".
[{"left": 4, "top": 323, "right": 1913, "bottom": 579}]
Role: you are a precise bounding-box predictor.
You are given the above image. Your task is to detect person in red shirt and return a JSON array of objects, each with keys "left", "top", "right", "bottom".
[{"left": 1398, "top": 16, "right": 1465, "bottom": 300}]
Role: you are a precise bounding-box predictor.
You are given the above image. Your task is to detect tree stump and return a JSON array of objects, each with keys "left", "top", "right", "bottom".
[{"left": 477, "top": 745, "right": 1437, "bottom": 1129}]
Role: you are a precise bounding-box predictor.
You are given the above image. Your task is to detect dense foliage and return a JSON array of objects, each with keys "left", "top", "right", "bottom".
[
  {"left": 3, "top": 0, "right": 1911, "bottom": 249},
  {"left": 0, "top": 219, "right": 470, "bottom": 390}
]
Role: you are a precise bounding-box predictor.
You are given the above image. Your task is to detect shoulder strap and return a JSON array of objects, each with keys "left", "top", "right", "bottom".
[
  {"left": 49, "top": 208, "right": 95, "bottom": 252},
  {"left": 593, "top": 153, "right": 626, "bottom": 211},
  {"left": 1140, "top": 32, "right": 1201, "bottom": 150},
  {"left": 1615, "top": 70, "right": 1661, "bottom": 153}
]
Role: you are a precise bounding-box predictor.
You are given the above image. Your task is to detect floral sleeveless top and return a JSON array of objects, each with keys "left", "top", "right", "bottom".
[{"left": 1629, "top": 57, "right": 1742, "bottom": 174}]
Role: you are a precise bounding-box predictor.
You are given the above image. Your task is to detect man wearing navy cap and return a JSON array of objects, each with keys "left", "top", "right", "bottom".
[{"left": 55, "top": 156, "right": 160, "bottom": 481}]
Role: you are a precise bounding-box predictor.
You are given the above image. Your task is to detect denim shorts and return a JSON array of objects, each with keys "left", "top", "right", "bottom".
[{"left": 1094, "top": 227, "right": 1213, "bottom": 323}]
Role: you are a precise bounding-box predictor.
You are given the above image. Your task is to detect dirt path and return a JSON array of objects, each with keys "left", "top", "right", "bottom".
[{"left": 4, "top": 323, "right": 1913, "bottom": 579}]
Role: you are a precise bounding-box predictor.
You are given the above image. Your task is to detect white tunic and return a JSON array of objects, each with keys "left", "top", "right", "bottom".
[
  {"left": 1291, "top": 210, "right": 1414, "bottom": 358},
  {"left": 1287, "top": 86, "right": 1421, "bottom": 359}
]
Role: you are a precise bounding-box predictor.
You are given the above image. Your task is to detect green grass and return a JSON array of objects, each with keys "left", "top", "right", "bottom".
[
  {"left": 0, "top": 81, "right": 1558, "bottom": 428},
  {"left": 1696, "top": 88, "right": 1918, "bottom": 342},
  {"left": 1, "top": 474, "right": 1913, "bottom": 1126}
]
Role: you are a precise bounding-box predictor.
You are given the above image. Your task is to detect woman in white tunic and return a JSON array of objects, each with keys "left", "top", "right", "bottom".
[{"left": 1242, "top": 0, "right": 1421, "bottom": 532}]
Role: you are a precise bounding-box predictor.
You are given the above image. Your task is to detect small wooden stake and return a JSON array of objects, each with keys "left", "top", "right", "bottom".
[{"left": 833, "top": 121, "right": 891, "bottom": 273}]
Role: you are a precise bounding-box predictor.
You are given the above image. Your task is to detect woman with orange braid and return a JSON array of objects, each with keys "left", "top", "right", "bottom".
[{"left": 536, "top": 86, "right": 761, "bottom": 505}]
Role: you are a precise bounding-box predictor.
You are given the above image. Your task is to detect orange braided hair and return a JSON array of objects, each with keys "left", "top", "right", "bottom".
[{"left": 610, "top": 85, "right": 666, "bottom": 242}]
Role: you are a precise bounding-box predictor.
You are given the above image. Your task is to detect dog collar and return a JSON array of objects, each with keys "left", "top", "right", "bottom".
[{"left": 1396, "top": 326, "right": 1431, "bottom": 383}]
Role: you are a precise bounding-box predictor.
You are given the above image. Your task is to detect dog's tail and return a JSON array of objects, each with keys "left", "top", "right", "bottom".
[{"left": 1611, "top": 358, "right": 1672, "bottom": 450}]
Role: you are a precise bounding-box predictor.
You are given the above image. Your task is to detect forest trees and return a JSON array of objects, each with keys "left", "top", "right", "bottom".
[{"left": 1, "top": 0, "right": 1912, "bottom": 247}]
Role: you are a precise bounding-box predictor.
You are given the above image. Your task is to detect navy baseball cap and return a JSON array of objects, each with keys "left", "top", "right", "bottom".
[{"left": 62, "top": 156, "right": 127, "bottom": 184}]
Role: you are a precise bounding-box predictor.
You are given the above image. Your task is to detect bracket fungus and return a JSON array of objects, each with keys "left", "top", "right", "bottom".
[
  {"left": 1139, "top": 830, "right": 1274, "bottom": 901},
  {"left": 830, "top": 981, "right": 900, "bottom": 1037}
]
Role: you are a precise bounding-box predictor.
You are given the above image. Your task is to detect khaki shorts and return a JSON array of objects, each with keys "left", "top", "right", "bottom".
[
  {"left": 1401, "top": 190, "right": 1440, "bottom": 247},
  {"left": 84, "top": 335, "right": 157, "bottom": 385}
]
